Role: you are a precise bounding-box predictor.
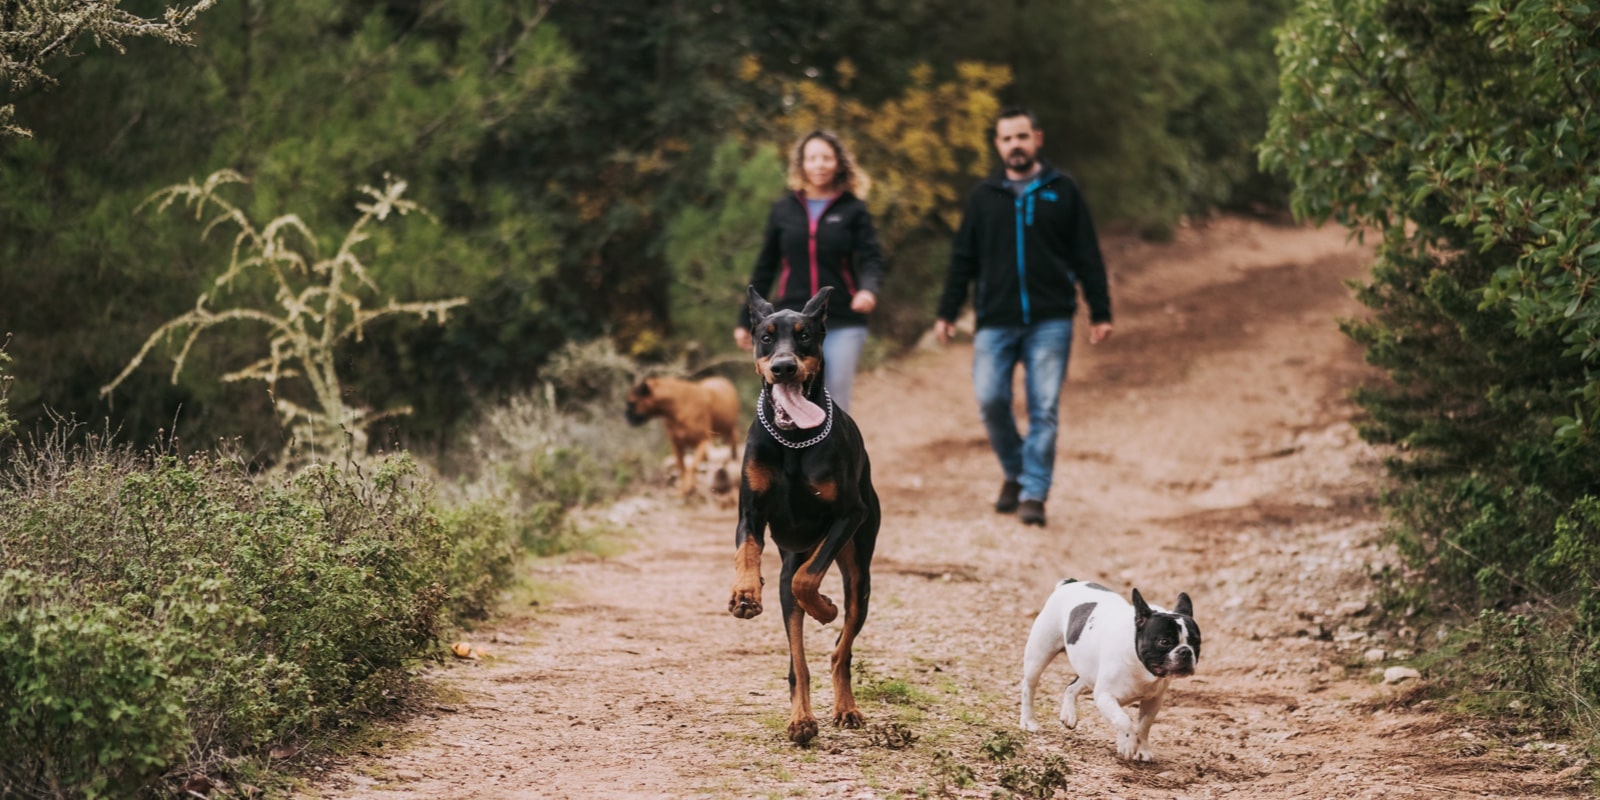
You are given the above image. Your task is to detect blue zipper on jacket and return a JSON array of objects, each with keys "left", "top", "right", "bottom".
[{"left": 1014, "top": 176, "right": 1043, "bottom": 324}]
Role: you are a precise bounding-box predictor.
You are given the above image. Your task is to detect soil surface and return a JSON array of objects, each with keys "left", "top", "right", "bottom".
[{"left": 311, "top": 217, "right": 1586, "bottom": 799}]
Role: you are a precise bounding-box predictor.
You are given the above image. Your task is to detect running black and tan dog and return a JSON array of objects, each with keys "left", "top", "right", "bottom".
[
  {"left": 625, "top": 375, "right": 740, "bottom": 497},
  {"left": 728, "top": 286, "right": 881, "bottom": 745}
]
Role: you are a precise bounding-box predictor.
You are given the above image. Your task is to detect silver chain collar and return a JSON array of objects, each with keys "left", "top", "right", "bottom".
[{"left": 757, "top": 386, "right": 834, "bottom": 449}]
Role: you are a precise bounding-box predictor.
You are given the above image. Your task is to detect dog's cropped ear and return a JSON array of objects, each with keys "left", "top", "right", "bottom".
[
  {"left": 748, "top": 286, "right": 776, "bottom": 324},
  {"left": 1174, "top": 592, "right": 1193, "bottom": 618},
  {"left": 800, "top": 286, "right": 834, "bottom": 323},
  {"left": 1131, "top": 588, "right": 1152, "bottom": 628},
  {"left": 634, "top": 379, "right": 652, "bottom": 397}
]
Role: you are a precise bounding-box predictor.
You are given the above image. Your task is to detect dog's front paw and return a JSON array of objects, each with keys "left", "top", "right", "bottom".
[
  {"left": 787, "top": 715, "right": 819, "bottom": 744},
  {"left": 1116, "top": 728, "right": 1140, "bottom": 760},
  {"left": 728, "top": 586, "right": 763, "bottom": 619},
  {"left": 796, "top": 592, "right": 838, "bottom": 625},
  {"left": 833, "top": 706, "right": 865, "bottom": 729},
  {"left": 1020, "top": 715, "right": 1042, "bottom": 733},
  {"left": 1133, "top": 744, "right": 1155, "bottom": 762}
]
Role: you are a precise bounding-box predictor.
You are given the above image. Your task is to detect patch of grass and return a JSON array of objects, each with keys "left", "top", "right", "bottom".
[
  {"left": 956, "top": 708, "right": 990, "bottom": 726},
  {"left": 855, "top": 660, "right": 935, "bottom": 708}
]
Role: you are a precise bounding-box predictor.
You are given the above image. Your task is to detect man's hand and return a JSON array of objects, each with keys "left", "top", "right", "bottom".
[
  {"left": 1089, "top": 322, "right": 1114, "bottom": 345},
  {"left": 734, "top": 327, "right": 752, "bottom": 351},
  {"left": 850, "top": 290, "right": 877, "bottom": 314},
  {"left": 934, "top": 319, "right": 958, "bottom": 345}
]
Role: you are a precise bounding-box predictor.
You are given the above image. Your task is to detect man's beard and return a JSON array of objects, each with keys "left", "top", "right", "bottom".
[{"left": 1006, "top": 150, "right": 1036, "bottom": 172}]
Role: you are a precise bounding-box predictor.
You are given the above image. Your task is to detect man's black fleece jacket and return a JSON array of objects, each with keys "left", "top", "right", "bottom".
[{"left": 936, "top": 164, "right": 1112, "bottom": 329}]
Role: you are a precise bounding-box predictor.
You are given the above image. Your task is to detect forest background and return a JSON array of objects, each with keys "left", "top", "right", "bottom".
[
  {"left": 6, "top": 0, "right": 1600, "bottom": 795},
  {"left": 1, "top": 0, "right": 1286, "bottom": 454}
]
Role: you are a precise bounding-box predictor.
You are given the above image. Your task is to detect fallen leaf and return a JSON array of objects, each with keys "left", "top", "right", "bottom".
[
  {"left": 269, "top": 744, "right": 297, "bottom": 760},
  {"left": 451, "top": 642, "right": 481, "bottom": 660}
]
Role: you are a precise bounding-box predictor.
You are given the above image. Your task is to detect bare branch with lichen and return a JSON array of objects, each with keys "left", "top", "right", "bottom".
[
  {"left": 103, "top": 170, "right": 466, "bottom": 461},
  {"left": 1, "top": 1, "right": 217, "bottom": 137}
]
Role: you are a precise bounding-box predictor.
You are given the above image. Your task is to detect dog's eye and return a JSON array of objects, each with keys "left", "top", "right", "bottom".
[
  {"left": 796, "top": 330, "right": 811, "bottom": 342},
  {"left": 760, "top": 332, "right": 774, "bottom": 344},
  {"left": 1158, "top": 638, "right": 1173, "bottom": 647}
]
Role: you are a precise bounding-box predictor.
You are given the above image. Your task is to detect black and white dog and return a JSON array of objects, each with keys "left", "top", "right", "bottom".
[{"left": 1019, "top": 580, "right": 1200, "bottom": 761}]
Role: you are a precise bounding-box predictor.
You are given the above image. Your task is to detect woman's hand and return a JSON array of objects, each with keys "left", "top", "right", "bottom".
[
  {"left": 850, "top": 289, "right": 877, "bottom": 314},
  {"left": 734, "top": 327, "right": 753, "bottom": 351}
]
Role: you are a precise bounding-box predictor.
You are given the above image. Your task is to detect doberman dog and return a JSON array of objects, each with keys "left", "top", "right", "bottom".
[
  {"left": 729, "top": 286, "right": 881, "bottom": 745},
  {"left": 625, "top": 375, "right": 741, "bottom": 497}
]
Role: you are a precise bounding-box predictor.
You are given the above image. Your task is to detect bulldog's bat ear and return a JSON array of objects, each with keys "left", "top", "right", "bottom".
[
  {"left": 748, "top": 286, "right": 776, "bottom": 323},
  {"left": 1131, "top": 588, "right": 1151, "bottom": 628},
  {"left": 1174, "top": 592, "right": 1193, "bottom": 618},
  {"left": 800, "top": 286, "right": 833, "bottom": 322}
]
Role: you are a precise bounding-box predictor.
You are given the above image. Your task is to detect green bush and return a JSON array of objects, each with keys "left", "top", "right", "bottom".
[
  {"left": 0, "top": 571, "right": 243, "bottom": 799},
  {"left": 441, "top": 499, "right": 520, "bottom": 621},
  {"left": 1263, "top": 0, "right": 1600, "bottom": 747},
  {"left": 0, "top": 444, "right": 464, "bottom": 793}
]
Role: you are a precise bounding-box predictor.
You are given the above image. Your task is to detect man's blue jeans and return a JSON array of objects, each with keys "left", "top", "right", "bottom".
[{"left": 972, "top": 319, "right": 1074, "bottom": 504}]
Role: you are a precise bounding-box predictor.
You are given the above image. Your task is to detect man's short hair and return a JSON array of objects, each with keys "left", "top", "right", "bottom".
[{"left": 995, "top": 106, "right": 1041, "bottom": 133}]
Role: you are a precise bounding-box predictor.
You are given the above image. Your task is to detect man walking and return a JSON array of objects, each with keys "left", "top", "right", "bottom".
[{"left": 934, "top": 106, "right": 1113, "bottom": 527}]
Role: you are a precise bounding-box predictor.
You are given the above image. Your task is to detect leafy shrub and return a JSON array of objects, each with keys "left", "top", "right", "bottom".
[
  {"left": 0, "top": 571, "right": 244, "bottom": 799},
  {"left": 1263, "top": 0, "right": 1600, "bottom": 747},
  {"left": 0, "top": 442, "right": 458, "bottom": 793},
  {"left": 440, "top": 499, "right": 520, "bottom": 621}
]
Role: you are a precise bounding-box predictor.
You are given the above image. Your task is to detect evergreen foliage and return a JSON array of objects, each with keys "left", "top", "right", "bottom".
[
  {"left": 2, "top": 0, "right": 1293, "bottom": 459},
  {"left": 1, "top": 0, "right": 575, "bottom": 450}
]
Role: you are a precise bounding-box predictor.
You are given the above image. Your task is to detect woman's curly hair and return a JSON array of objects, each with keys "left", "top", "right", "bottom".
[{"left": 786, "top": 129, "right": 871, "bottom": 200}]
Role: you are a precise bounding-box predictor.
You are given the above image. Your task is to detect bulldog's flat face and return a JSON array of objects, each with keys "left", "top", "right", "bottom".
[{"left": 1134, "top": 591, "right": 1200, "bottom": 678}]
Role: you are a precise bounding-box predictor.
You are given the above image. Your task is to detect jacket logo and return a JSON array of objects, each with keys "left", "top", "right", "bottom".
[
  {"left": 824, "top": 214, "right": 843, "bottom": 223},
  {"left": 1040, "top": 190, "right": 1058, "bottom": 202}
]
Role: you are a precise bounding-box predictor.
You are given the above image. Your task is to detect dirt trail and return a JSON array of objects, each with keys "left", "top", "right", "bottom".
[{"left": 313, "top": 218, "right": 1583, "bottom": 799}]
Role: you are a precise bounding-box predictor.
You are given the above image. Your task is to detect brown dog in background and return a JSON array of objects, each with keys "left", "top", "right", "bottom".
[{"left": 625, "top": 375, "right": 741, "bottom": 497}]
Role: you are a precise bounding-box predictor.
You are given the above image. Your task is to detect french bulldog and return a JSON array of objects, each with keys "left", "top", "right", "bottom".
[{"left": 1019, "top": 579, "right": 1200, "bottom": 761}]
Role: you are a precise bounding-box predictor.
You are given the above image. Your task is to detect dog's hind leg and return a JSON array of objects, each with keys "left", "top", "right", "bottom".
[
  {"left": 780, "top": 552, "right": 819, "bottom": 744},
  {"left": 1019, "top": 619, "right": 1063, "bottom": 732},
  {"left": 829, "top": 537, "right": 871, "bottom": 729}
]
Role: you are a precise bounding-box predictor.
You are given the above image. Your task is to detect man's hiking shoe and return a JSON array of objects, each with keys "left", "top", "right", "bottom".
[
  {"left": 1019, "top": 500, "right": 1046, "bottom": 527},
  {"left": 995, "top": 480, "right": 1022, "bottom": 513}
]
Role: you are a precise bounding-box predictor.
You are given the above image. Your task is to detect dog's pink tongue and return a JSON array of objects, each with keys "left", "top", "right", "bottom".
[{"left": 771, "top": 383, "right": 826, "bottom": 429}]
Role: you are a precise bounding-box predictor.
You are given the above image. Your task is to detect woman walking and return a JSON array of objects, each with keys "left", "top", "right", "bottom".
[{"left": 735, "top": 130, "right": 886, "bottom": 414}]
